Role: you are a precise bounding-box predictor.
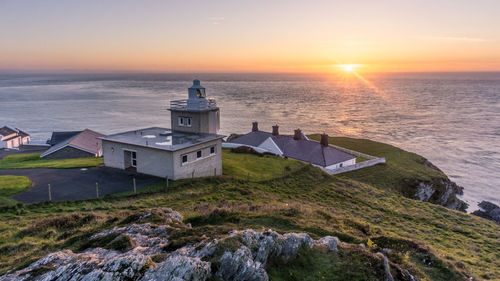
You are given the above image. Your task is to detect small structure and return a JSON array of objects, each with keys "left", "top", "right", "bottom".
[
  {"left": 0, "top": 126, "right": 30, "bottom": 149},
  {"left": 228, "top": 122, "right": 356, "bottom": 170},
  {"left": 100, "top": 80, "right": 224, "bottom": 180},
  {"left": 41, "top": 129, "right": 104, "bottom": 159}
]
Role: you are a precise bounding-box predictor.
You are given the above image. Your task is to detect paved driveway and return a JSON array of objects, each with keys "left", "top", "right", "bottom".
[{"left": 0, "top": 167, "right": 163, "bottom": 203}]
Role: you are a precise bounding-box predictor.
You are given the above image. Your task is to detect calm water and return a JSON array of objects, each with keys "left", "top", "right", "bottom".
[{"left": 0, "top": 72, "right": 499, "bottom": 210}]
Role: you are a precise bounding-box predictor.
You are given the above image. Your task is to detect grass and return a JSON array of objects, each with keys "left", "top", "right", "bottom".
[
  {"left": 0, "top": 176, "right": 31, "bottom": 208},
  {"left": 0, "top": 154, "right": 103, "bottom": 169},
  {"left": 222, "top": 148, "right": 305, "bottom": 181},
  {"left": 307, "top": 134, "right": 468, "bottom": 210},
  {"left": 0, "top": 140, "right": 497, "bottom": 280}
]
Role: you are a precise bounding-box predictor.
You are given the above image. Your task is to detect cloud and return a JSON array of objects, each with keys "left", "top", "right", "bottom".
[{"left": 423, "top": 36, "right": 487, "bottom": 42}]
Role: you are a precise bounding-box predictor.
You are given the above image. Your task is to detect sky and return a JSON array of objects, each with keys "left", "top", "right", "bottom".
[{"left": 1, "top": 0, "right": 499, "bottom": 73}]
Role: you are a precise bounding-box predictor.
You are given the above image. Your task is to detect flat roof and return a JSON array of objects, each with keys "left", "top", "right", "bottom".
[{"left": 99, "top": 127, "right": 225, "bottom": 152}]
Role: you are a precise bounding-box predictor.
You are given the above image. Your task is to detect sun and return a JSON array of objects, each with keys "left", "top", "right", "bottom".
[{"left": 337, "top": 64, "right": 361, "bottom": 72}]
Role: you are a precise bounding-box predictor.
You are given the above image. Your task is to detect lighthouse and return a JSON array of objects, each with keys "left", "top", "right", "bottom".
[{"left": 169, "top": 79, "right": 220, "bottom": 134}]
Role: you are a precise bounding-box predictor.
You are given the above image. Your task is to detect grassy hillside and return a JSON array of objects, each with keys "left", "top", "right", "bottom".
[
  {"left": 0, "top": 146, "right": 498, "bottom": 280},
  {"left": 0, "top": 176, "right": 31, "bottom": 208},
  {"left": 309, "top": 135, "right": 467, "bottom": 210},
  {"left": 0, "top": 154, "right": 103, "bottom": 169}
]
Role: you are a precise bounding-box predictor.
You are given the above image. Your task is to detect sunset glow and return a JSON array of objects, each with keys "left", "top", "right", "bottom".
[{"left": 1, "top": 0, "right": 499, "bottom": 73}]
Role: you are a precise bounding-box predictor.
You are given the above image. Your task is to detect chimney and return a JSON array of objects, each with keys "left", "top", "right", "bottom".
[
  {"left": 272, "top": 125, "right": 279, "bottom": 136},
  {"left": 293, "top": 129, "right": 302, "bottom": 140},
  {"left": 252, "top": 122, "right": 259, "bottom": 132},
  {"left": 320, "top": 133, "right": 329, "bottom": 146}
]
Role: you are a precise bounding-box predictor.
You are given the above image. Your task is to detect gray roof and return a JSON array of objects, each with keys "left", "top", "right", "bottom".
[
  {"left": 47, "top": 131, "right": 82, "bottom": 146},
  {"left": 41, "top": 129, "right": 104, "bottom": 158},
  {"left": 100, "top": 127, "right": 225, "bottom": 152},
  {"left": 230, "top": 131, "right": 355, "bottom": 167},
  {"left": 0, "top": 126, "right": 17, "bottom": 137}
]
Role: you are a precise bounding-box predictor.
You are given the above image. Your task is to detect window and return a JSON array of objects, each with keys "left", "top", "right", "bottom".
[
  {"left": 186, "top": 117, "right": 192, "bottom": 127},
  {"left": 182, "top": 155, "right": 188, "bottom": 163},
  {"left": 178, "top": 117, "right": 184, "bottom": 126},
  {"left": 210, "top": 146, "right": 216, "bottom": 155},
  {"left": 197, "top": 150, "right": 202, "bottom": 159},
  {"left": 339, "top": 163, "right": 343, "bottom": 168},
  {"left": 131, "top": 151, "right": 137, "bottom": 167}
]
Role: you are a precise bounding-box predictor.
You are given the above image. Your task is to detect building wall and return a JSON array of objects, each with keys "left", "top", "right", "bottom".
[
  {"left": 102, "top": 139, "right": 222, "bottom": 180},
  {"left": 102, "top": 140, "right": 174, "bottom": 178},
  {"left": 258, "top": 137, "right": 283, "bottom": 155},
  {"left": 325, "top": 158, "right": 356, "bottom": 170},
  {"left": 1, "top": 137, "right": 21, "bottom": 149},
  {"left": 43, "top": 146, "right": 95, "bottom": 159},
  {"left": 171, "top": 139, "right": 222, "bottom": 180},
  {"left": 170, "top": 109, "right": 219, "bottom": 134}
]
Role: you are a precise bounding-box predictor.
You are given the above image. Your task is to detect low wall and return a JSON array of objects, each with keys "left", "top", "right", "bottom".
[
  {"left": 322, "top": 157, "right": 386, "bottom": 175},
  {"left": 221, "top": 143, "right": 271, "bottom": 154}
]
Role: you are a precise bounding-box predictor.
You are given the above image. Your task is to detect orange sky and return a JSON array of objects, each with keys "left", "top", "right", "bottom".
[{"left": 1, "top": 0, "right": 499, "bottom": 73}]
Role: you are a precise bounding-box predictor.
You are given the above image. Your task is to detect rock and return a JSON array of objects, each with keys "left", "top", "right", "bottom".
[
  {"left": 472, "top": 201, "right": 500, "bottom": 223},
  {"left": 1, "top": 208, "right": 343, "bottom": 281},
  {"left": 141, "top": 255, "right": 211, "bottom": 281},
  {"left": 377, "top": 253, "right": 395, "bottom": 281},
  {"left": 315, "top": 236, "right": 340, "bottom": 251},
  {"left": 216, "top": 246, "right": 268, "bottom": 281},
  {"left": 230, "top": 229, "right": 313, "bottom": 264},
  {"left": 403, "top": 177, "right": 467, "bottom": 211}
]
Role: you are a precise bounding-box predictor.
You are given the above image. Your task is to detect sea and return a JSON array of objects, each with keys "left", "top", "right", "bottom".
[{"left": 0, "top": 72, "right": 499, "bottom": 211}]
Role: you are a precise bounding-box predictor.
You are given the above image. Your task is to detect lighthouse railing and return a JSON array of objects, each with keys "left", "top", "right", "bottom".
[{"left": 170, "top": 99, "right": 218, "bottom": 110}]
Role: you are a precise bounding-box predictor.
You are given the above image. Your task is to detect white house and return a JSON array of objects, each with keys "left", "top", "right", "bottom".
[
  {"left": 0, "top": 126, "right": 30, "bottom": 149},
  {"left": 100, "top": 80, "right": 224, "bottom": 180},
  {"left": 228, "top": 122, "right": 356, "bottom": 170}
]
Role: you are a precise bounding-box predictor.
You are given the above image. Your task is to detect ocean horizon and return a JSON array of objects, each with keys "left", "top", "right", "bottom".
[{"left": 1, "top": 72, "right": 499, "bottom": 210}]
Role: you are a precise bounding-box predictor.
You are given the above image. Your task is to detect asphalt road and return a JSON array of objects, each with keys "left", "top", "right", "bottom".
[{"left": 0, "top": 167, "right": 164, "bottom": 203}]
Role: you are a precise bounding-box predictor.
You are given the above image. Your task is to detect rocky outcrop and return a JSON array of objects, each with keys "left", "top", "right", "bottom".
[
  {"left": 401, "top": 177, "right": 467, "bottom": 211},
  {"left": 0, "top": 209, "right": 338, "bottom": 281},
  {"left": 472, "top": 201, "right": 500, "bottom": 223}
]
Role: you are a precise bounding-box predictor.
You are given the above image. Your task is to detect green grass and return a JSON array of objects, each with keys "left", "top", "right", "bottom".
[
  {"left": 222, "top": 148, "right": 305, "bottom": 181},
  {"left": 0, "top": 140, "right": 497, "bottom": 280},
  {"left": 356, "top": 156, "right": 370, "bottom": 163},
  {"left": 0, "top": 154, "right": 103, "bottom": 169},
  {"left": 0, "top": 176, "right": 31, "bottom": 208}
]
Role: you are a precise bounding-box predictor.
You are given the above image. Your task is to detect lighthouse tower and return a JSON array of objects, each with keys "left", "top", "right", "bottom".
[{"left": 169, "top": 79, "right": 220, "bottom": 134}]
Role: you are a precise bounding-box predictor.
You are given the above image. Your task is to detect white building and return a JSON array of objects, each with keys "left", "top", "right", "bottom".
[
  {"left": 100, "top": 80, "right": 224, "bottom": 180},
  {"left": 0, "top": 126, "right": 30, "bottom": 149}
]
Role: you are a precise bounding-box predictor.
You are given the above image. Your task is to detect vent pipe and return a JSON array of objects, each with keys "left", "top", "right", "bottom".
[
  {"left": 272, "top": 125, "right": 279, "bottom": 136},
  {"left": 252, "top": 122, "right": 259, "bottom": 132}
]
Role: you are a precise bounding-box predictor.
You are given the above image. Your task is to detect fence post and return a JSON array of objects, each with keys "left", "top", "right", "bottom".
[
  {"left": 192, "top": 170, "right": 195, "bottom": 180},
  {"left": 96, "top": 182, "right": 99, "bottom": 199},
  {"left": 48, "top": 184, "right": 52, "bottom": 201},
  {"left": 133, "top": 178, "right": 136, "bottom": 194},
  {"left": 166, "top": 176, "right": 169, "bottom": 190},
  {"left": 214, "top": 168, "right": 217, "bottom": 177}
]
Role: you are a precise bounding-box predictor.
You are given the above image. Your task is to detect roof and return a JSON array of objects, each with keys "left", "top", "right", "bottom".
[
  {"left": 47, "top": 131, "right": 82, "bottom": 146},
  {"left": 0, "top": 126, "right": 18, "bottom": 137},
  {"left": 230, "top": 131, "right": 356, "bottom": 166},
  {"left": 41, "top": 129, "right": 104, "bottom": 158},
  {"left": 100, "top": 127, "right": 225, "bottom": 152}
]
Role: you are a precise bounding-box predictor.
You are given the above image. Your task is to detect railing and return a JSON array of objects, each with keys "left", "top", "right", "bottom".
[{"left": 170, "top": 99, "right": 218, "bottom": 110}]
